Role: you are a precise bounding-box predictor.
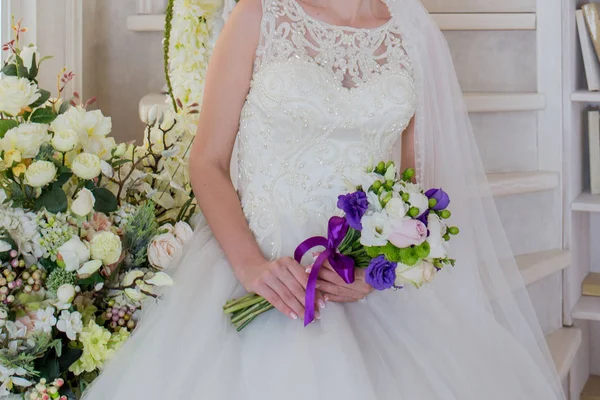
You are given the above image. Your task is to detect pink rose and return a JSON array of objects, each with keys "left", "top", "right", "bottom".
[{"left": 388, "top": 219, "right": 427, "bottom": 248}]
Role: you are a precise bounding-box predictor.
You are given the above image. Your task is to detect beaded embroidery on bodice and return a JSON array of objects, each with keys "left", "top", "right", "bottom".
[{"left": 237, "top": 0, "right": 417, "bottom": 258}]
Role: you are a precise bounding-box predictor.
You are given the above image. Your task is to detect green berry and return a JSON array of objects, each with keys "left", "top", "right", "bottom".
[
  {"left": 402, "top": 168, "right": 415, "bottom": 181},
  {"left": 384, "top": 180, "right": 394, "bottom": 190},
  {"left": 401, "top": 192, "right": 410, "bottom": 202},
  {"left": 443, "top": 234, "right": 451, "bottom": 241},
  {"left": 408, "top": 207, "right": 420, "bottom": 218},
  {"left": 376, "top": 161, "right": 386, "bottom": 174},
  {"left": 448, "top": 227, "right": 460, "bottom": 235},
  {"left": 372, "top": 181, "right": 382, "bottom": 191},
  {"left": 428, "top": 198, "right": 437, "bottom": 208},
  {"left": 440, "top": 210, "right": 451, "bottom": 219}
]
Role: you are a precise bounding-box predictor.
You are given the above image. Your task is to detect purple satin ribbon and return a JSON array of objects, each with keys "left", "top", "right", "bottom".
[{"left": 294, "top": 216, "right": 355, "bottom": 326}]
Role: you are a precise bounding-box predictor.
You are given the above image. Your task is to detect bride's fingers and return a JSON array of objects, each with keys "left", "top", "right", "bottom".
[
  {"left": 324, "top": 294, "right": 362, "bottom": 303},
  {"left": 265, "top": 274, "right": 305, "bottom": 319},
  {"left": 315, "top": 280, "right": 363, "bottom": 301},
  {"left": 257, "top": 285, "right": 297, "bottom": 320},
  {"left": 279, "top": 267, "right": 307, "bottom": 307}
]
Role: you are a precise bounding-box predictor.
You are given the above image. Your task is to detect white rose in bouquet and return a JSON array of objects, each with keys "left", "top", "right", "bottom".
[
  {"left": 20, "top": 45, "right": 39, "bottom": 72},
  {"left": 71, "top": 188, "right": 96, "bottom": 217},
  {"left": 51, "top": 128, "right": 79, "bottom": 152},
  {"left": 24, "top": 160, "right": 57, "bottom": 187},
  {"left": 147, "top": 232, "right": 183, "bottom": 270},
  {"left": 403, "top": 182, "right": 429, "bottom": 216},
  {"left": 72, "top": 153, "right": 102, "bottom": 180},
  {"left": 395, "top": 260, "right": 436, "bottom": 289},
  {"left": 0, "top": 122, "right": 50, "bottom": 158},
  {"left": 385, "top": 197, "right": 408, "bottom": 219},
  {"left": 58, "top": 236, "right": 90, "bottom": 272},
  {"left": 0, "top": 76, "right": 40, "bottom": 116},
  {"left": 360, "top": 211, "right": 391, "bottom": 247},
  {"left": 90, "top": 231, "right": 122, "bottom": 265},
  {"left": 427, "top": 213, "right": 449, "bottom": 259}
]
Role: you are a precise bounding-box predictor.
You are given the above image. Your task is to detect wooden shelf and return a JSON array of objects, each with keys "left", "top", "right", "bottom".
[
  {"left": 573, "top": 296, "right": 600, "bottom": 322},
  {"left": 573, "top": 192, "right": 600, "bottom": 212},
  {"left": 487, "top": 171, "right": 559, "bottom": 197},
  {"left": 572, "top": 90, "right": 600, "bottom": 103},
  {"left": 582, "top": 375, "right": 600, "bottom": 400},
  {"left": 128, "top": 13, "right": 535, "bottom": 33},
  {"left": 546, "top": 327, "right": 582, "bottom": 381},
  {"left": 464, "top": 92, "right": 546, "bottom": 113},
  {"left": 516, "top": 249, "right": 571, "bottom": 286},
  {"left": 431, "top": 13, "right": 536, "bottom": 31}
]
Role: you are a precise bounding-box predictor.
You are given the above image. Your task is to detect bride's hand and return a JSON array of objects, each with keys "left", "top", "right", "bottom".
[
  {"left": 311, "top": 261, "right": 374, "bottom": 303},
  {"left": 241, "top": 257, "right": 322, "bottom": 321}
]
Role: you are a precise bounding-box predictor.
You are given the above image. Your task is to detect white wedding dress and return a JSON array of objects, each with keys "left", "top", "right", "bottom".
[{"left": 83, "top": 0, "right": 564, "bottom": 398}]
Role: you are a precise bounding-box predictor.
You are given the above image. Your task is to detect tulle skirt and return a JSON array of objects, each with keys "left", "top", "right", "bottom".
[{"left": 82, "top": 226, "right": 560, "bottom": 399}]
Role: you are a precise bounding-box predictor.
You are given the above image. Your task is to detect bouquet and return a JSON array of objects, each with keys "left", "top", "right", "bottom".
[
  {"left": 0, "top": 22, "right": 198, "bottom": 398},
  {"left": 224, "top": 161, "right": 458, "bottom": 330}
]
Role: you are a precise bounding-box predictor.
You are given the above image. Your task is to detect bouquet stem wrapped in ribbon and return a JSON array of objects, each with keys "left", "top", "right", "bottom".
[{"left": 224, "top": 163, "right": 458, "bottom": 331}]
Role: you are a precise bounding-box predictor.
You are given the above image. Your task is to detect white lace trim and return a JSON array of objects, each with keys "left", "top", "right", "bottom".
[{"left": 255, "top": 0, "right": 412, "bottom": 89}]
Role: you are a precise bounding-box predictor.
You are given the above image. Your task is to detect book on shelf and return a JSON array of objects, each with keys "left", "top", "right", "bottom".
[
  {"left": 589, "top": 110, "right": 600, "bottom": 195},
  {"left": 577, "top": 9, "right": 600, "bottom": 91},
  {"left": 583, "top": 3, "right": 600, "bottom": 63}
]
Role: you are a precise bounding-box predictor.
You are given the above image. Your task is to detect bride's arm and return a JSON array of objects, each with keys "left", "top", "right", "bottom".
[
  {"left": 189, "top": 0, "right": 314, "bottom": 321},
  {"left": 401, "top": 116, "right": 416, "bottom": 174}
]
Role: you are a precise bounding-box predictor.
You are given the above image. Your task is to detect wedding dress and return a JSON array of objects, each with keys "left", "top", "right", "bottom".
[{"left": 83, "top": 0, "right": 566, "bottom": 398}]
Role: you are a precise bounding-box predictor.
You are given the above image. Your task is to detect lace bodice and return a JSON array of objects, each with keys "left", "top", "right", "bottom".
[{"left": 237, "top": 0, "right": 417, "bottom": 259}]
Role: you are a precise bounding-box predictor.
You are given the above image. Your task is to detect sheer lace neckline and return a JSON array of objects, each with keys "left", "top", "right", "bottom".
[{"left": 290, "top": 0, "right": 394, "bottom": 32}]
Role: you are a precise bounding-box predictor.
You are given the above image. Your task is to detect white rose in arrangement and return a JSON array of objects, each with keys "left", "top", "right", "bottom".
[
  {"left": 0, "top": 76, "right": 40, "bottom": 116},
  {"left": 360, "top": 211, "right": 392, "bottom": 247},
  {"left": 147, "top": 232, "right": 183, "bottom": 270},
  {"left": 56, "top": 284, "right": 76, "bottom": 304},
  {"left": 51, "top": 107, "right": 114, "bottom": 158},
  {"left": 395, "top": 260, "right": 437, "bottom": 289},
  {"left": 90, "top": 231, "right": 122, "bottom": 265},
  {"left": 58, "top": 236, "right": 90, "bottom": 272},
  {"left": 427, "top": 213, "right": 449, "bottom": 259},
  {"left": 20, "top": 45, "right": 39, "bottom": 72},
  {"left": 100, "top": 160, "right": 114, "bottom": 178},
  {"left": 77, "top": 259, "right": 103, "bottom": 277},
  {"left": 51, "top": 128, "right": 79, "bottom": 152},
  {"left": 385, "top": 197, "right": 408, "bottom": 219},
  {"left": 0, "top": 122, "right": 50, "bottom": 158},
  {"left": 71, "top": 153, "right": 102, "bottom": 180},
  {"left": 173, "top": 221, "right": 194, "bottom": 244},
  {"left": 71, "top": 188, "right": 96, "bottom": 217},
  {"left": 24, "top": 160, "right": 57, "bottom": 188}
]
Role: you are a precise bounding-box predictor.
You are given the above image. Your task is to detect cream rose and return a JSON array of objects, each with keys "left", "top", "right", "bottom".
[
  {"left": 147, "top": 232, "right": 183, "bottom": 270},
  {"left": 24, "top": 160, "right": 57, "bottom": 188},
  {"left": 51, "top": 129, "right": 79, "bottom": 152},
  {"left": 57, "top": 236, "right": 90, "bottom": 272},
  {"left": 71, "top": 153, "right": 101, "bottom": 180},
  {"left": 395, "top": 260, "right": 437, "bottom": 289},
  {"left": 0, "top": 123, "right": 50, "bottom": 158},
  {"left": 0, "top": 76, "right": 40, "bottom": 116},
  {"left": 56, "top": 284, "right": 76, "bottom": 304},
  {"left": 71, "top": 188, "right": 96, "bottom": 217},
  {"left": 90, "top": 231, "right": 122, "bottom": 265},
  {"left": 173, "top": 221, "right": 193, "bottom": 244}
]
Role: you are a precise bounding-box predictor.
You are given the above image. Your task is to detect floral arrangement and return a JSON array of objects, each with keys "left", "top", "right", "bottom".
[
  {"left": 224, "top": 162, "right": 458, "bottom": 330},
  {"left": 164, "top": 0, "right": 225, "bottom": 114},
  {"left": 0, "top": 23, "right": 197, "bottom": 398}
]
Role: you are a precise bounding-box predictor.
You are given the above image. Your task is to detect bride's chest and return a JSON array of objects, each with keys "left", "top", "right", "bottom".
[{"left": 243, "top": 58, "right": 416, "bottom": 138}]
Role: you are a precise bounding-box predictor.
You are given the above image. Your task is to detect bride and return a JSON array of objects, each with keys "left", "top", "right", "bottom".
[{"left": 83, "top": 0, "right": 566, "bottom": 398}]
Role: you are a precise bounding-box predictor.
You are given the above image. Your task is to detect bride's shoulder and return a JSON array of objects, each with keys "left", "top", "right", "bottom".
[
  {"left": 229, "top": 0, "right": 263, "bottom": 22},
  {"left": 220, "top": 0, "right": 263, "bottom": 48}
]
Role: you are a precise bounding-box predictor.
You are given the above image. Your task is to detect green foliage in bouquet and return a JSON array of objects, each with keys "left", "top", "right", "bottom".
[{"left": 0, "top": 21, "right": 198, "bottom": 399}]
